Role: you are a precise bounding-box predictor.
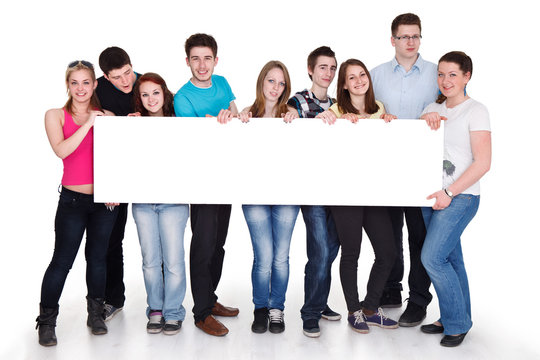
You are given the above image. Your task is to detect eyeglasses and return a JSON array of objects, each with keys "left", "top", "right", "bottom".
[
  {"left": 393, "top": 35, "right": 422, "bottom": 41},
  {"left": 68, "top": 60, "right": 94, "bottom": 69}
]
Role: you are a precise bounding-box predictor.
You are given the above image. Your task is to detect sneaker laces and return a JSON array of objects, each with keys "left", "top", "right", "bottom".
[
  {"left": 148, "top": 311, "right": 163, "bottom": 324},
  {"left": 376, "top": 307, "right": 390, "bottom": 323},
  {"left": 165, "top": 319, "right": 179, "bottom": 326},
  {"left": 268, "top": 309, "right": 284, "bottom": 323},
  {"left": 353, "top": 310, "right": 365, "bottom": 325}
]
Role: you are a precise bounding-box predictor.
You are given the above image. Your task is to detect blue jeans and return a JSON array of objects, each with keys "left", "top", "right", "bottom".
[
  {"left": 242, "top": 205, "right": 299, "bottom": 310},
  {"left": 132, "top": 204, "right": 189, "bottom": 321},
  {"left": 40, "top": 187, "right": 118, "bottom": 308},
  {"left": 300, "top": 205, "right": 340, "bottom": 321},
  {"left": 421, "top": 194, "right": 480, "bottom": 335}
]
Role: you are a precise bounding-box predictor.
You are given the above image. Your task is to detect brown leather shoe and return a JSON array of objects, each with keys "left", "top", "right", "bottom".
[
  {"left": 211, "top": 302, "right": 239, "bottom": 317},
  {"left": 195, "top": 315, "right": 229, "bottom": 336}
]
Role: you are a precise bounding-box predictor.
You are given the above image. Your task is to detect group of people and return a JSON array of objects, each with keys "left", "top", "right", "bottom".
[{"left": 36, "top": 12, "right": 491, "bottom": 349}]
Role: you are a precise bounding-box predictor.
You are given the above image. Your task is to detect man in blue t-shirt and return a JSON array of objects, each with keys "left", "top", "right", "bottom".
[
  {"left": 174, "top": 33, "right": 238, "bottom": 337},
  {"left": 370, "top": 13, "right": 438, "bottom": 328}
]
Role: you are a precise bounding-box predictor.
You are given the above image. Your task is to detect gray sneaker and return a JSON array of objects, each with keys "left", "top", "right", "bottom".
[
  {"left": 163, "top": 320, "right": 182, "bottom": 335},
  {"left": 103, "top": 304, "right": 123, "bottom": 322},
  {"left": 147, "top": 311, "right": 164, "bottom": 334}
]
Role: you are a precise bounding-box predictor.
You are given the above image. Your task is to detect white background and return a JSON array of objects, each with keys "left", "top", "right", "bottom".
[{"left": 1, "top": 0, "right": 538, "bottom": 359}]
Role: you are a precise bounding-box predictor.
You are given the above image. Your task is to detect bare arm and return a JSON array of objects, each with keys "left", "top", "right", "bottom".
[
  {"left": 44, "top": 109, "right": 100, "bottom": 159},
  {"left": 428, "top": 131, "right": 492, "bottom": 210}
]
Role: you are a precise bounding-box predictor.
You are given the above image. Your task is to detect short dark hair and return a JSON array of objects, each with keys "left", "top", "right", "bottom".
[
  {"left": 391, "top": 13, "right": 422, "bottom": 36},
  {"left": 307, "top": 46, "right": 336, "bottom": 80},
  {"left": 185, "top": 33, "right": 218, "bottom": 58},
  {"left": 98, "top": 46, "right": 131, "bottom": 75}
]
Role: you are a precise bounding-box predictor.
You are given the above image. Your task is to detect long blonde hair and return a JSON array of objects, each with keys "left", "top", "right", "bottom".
[
  {"left": 248, "top": 60, "right": 291, "bottom": 118},
  {"left": 64, "top": 60, "right": 102, "bottom": 115}
]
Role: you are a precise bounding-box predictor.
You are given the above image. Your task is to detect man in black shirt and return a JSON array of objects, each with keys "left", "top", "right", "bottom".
[{"left": 95, "top": 46, "right": 140, "bottom": 321}]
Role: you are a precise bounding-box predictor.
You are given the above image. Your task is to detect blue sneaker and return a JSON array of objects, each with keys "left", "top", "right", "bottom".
[
  {"left": 103, "top": 303, "right": 123, "bottom": 322},
  {"left": 347, "top": 310, "right": 369, "bottom": 333},
  {"left": 363, "top": 308, "right": 398, "bottom": 329}
]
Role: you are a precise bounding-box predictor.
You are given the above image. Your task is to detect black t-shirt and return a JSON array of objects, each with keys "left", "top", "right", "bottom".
[{"left": 95, "top": 73, "right": 140, "bottom": 116}]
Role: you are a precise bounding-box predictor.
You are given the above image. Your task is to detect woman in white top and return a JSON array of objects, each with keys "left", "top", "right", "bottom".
[{"left": 419, "top": 51, "right": 491, "bottom": 347}]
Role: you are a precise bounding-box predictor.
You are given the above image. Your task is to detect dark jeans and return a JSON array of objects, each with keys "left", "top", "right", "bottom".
[
  {"left": 189, "top": 204, "right": 231, "bottom": 323},
  {"left": 40, "top": 187, "right": 118, "bottom": 308},
  {"left": 105, "top": 202, "right": 128, "bottom": 308},
  {"left": 330, "top": 206, "right": 396, "bottom": 312},
  {"left": 386, "top": 206, "right": 432, "bottom": 307},
  {"left": 300, "top": 206, "right": 340, "bottom": 321}
]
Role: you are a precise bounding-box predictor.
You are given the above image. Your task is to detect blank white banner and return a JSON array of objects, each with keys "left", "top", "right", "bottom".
[{"left": 94, "top": 117, "right": 443, "bottom": 206}]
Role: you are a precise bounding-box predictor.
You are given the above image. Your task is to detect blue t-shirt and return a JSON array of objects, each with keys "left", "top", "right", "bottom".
[
  {"left": 370, "top": 54, "right": 438, "bottom": 119},
  {"left": 173, "top": 75, "right": 235, "bottom": 117}
]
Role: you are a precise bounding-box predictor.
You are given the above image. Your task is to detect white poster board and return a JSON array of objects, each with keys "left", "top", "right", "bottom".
[{"left": 94, "top": 116, "right": 443, "bottom": 206}]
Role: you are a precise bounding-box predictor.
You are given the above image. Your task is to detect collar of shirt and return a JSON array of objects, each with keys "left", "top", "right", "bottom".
[{"left": 391, "top": 54, "right": 426, "bottom": 75}]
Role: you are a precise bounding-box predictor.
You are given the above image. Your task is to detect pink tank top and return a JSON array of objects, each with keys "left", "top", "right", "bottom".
[{"left": 61, "top": 108, "right": 93, "bottom": 185}]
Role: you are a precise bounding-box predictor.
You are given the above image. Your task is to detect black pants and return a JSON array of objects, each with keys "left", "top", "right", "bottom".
[
  {"left": 385, "top": 206, "right": 432, "bottom": 307},
  {"left": 190, "top": 204, "right": 231, "bottom": 323},
  {"left": 41, "top": 187, "right": 118, "bottom": 308},
  {"left": 105, "top": 202, "right": 128, "bottom": 308},
  {"left": 330, "top": 206, "right": 396, "bottom": 312}
]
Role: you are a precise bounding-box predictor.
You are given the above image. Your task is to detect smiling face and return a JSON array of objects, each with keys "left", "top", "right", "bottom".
[
  {"left": 391, "top": 24, "right": 421, "bottom": 62},
  {"left": 186, "top": 46, "right": 218, "bottom": 87},
  {"left": 343, "top": 64, "right": 370, "bottom": 96},
  {"left": 437, "top": 61, "right": 470, "bottom": 100},
  {"left": 262, "top": 67, "right": 287, "bottom": 103},
  {"left": 309, "top": 55, "right": 337, "bottom": 91},
  {"left": 67, "top": 69, "right": 97, "bottom": 103},
  {"left": 139, "top": 81, "right": 164, "bottom": 116},
  {"left": 105, "top": 64, "right": 137, "bottom": 93}
]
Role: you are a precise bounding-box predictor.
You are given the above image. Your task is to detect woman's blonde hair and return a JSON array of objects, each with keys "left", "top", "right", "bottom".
[
  {"left": 248, "top": 60, "right": 291, "bottom": 118},
  {"left": 64, "top": 60, "right": 102, "bottom": 115}
]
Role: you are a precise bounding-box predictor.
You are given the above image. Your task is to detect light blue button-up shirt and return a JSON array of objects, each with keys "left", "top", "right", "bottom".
[{"left": 370, "top": 54, "right": 439, "bottom": 119}]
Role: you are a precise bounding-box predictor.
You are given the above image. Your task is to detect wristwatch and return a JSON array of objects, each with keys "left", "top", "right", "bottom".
[{"left": 444, "top": 188, "right": 454, "bottom": 198}]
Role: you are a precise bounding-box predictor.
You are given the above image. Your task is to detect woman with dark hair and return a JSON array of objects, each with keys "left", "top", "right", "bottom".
[
  {"left": 420, "top": 51, "right": 491, "bottom": 347},
  {"left": 36, "top": 60, "right": 119, "bottom": 346},
  {"left": 317, "top": 58, "right": 395, "bottom": 123},
  {"left": 129, "top": 73, "right": 189, "bottom": 336},
  {"left": 238, "top": 61, "right": 300, "bottom": 334},
  {"left": 317, "top": 59, "right": 399, "bottom": 334}
]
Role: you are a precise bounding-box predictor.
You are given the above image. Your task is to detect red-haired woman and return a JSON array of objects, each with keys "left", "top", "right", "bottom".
[{"left": 130, "top": 73, "right": 189, "bottom": 336}]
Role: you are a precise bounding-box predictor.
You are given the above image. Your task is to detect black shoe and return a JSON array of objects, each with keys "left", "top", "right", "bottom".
[
  {"left": 321, "top": 305, "right": 341, "bottom": 321},
  {"left": 87, "top": 297, "right": 108, "bottom": 335},
  {"left": 163, "top": 320, "right": 182, "bottom": 335},
  {"left": 251, "top": 307, "right": 268, "bottom": 334},
  {"left": 268, "top": 309, "right": 285, "bottom": 334},
  {"left": 420, "top": 323, "right": 444, "bottom": 334},
  {"left": 36, "top": 304, "right": 58, "bottom": 346},
  {"left": 380, "top": 290, "right": 402, "bottom": 308},
  {"left": 302, "top": 319, "right": 320, "bottom": 338},
  {"left": 398, "top": 300, "right": 426, "bottom": 327},
  {"left": 440, "top": 332, "right": 467, "bottom": 347}
]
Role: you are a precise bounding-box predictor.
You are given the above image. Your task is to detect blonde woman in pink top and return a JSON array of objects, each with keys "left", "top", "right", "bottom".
[{"left": 36, "top": 61, "right": 118, "bottom": 346}]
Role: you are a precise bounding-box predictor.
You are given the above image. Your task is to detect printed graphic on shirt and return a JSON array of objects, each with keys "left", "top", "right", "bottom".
[{"left": 443, "top": 160, "right": 456, "bottom": 181}]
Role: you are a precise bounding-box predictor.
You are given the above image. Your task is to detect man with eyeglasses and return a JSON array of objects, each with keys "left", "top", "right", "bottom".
[
  {"left": 370, "top": 12, "right": 438, "bottom": 328},
  {"left": 95, "top": 46, "right": 140, "bottom": 323}
]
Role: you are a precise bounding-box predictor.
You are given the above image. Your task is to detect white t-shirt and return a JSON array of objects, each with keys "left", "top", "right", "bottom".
[{"left": 422, "top": 98, "right": 491, "bottom": 195}]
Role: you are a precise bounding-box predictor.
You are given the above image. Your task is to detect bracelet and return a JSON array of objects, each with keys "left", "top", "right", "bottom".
[{"left": 443, "top": 188, "right": 454, "bottom": 198}]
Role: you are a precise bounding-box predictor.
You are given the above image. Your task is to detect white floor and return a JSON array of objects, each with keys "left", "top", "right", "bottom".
[{"left": 3, "top": 205, "right": 539, "bottom": 360}]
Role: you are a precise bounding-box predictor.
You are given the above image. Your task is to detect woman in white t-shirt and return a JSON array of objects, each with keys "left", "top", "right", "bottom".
[{"left": 419, "top": 51, "right": 491, "bottom": 347}]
